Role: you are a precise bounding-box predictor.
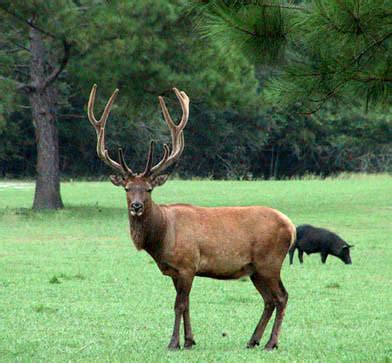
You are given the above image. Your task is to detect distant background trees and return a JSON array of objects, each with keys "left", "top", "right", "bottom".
[{"left": 0, "top": 1, "right": 391, "bottom": 205}]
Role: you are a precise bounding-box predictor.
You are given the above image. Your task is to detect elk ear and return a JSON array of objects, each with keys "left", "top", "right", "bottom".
[
  {"left": 109, "top": 175, "right": 126, "bottom": 187},
  {"left": 348, "top": 244, "right": 354, "bottom": 248},
  {"left": 152, "top": 174, "right": 169, "bottom": 187}
]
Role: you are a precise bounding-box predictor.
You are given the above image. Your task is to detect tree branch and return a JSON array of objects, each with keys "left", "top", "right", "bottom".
[
  {"left": 0, "top": 75, "right": 34, "bottom": 92},
  {"left": 352, "top": 75, "right": 392, "bottom": 83},
  {"left": 0, "top": 5, "right": 57, "bottom": 39},
  {"left": 260, "top": 3, "right": 306, "bottom": 12},
  {"left": 207, "top": 2, "right": 307, "bottom": 39},
  {"left": 59, "top": 113, "right": 85, "bottom": 119},
  {"left": 1, "top": 47, "right": 25, "bottom": 54},
  {"left": 15, "top": 42, "right": 31, "bottom": 53},
  {"left": 41, "top": 39, "right": 71, "bottom": 90},
  {"left": 352, "top": 32, "right": 392, "bottom": 65},
  {"left": 334, "top": 0, "right": 357, "bottom": 19},
  {"left": 0, "top": 42, "right": 30, "bottom": 54},
  {"left": 299, "top": 78, "right": 350, "bottom": 115},
  {"left": 290, "top": 32, "right": 392, "bottom": 82}
]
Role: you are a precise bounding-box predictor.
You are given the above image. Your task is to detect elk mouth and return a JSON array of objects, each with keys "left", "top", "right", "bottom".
[{"left": 129, "top": 208, "right": 144, "bottom": 217}]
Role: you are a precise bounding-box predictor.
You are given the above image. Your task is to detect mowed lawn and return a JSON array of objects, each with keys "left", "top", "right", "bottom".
[{"left": 0, "top": 175, "right": 391, "bottom": 362}]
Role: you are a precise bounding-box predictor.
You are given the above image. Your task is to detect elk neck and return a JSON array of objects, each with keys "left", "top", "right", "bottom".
[{"left": 128, "top": 199, "right": 167, "bottom": 256}]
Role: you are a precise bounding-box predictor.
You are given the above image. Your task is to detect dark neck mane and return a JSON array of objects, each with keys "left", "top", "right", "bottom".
[{"left": 128, "top": 202, "right": 167, "bottom": 258}]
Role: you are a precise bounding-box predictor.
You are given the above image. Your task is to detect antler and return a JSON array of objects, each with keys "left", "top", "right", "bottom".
[
  {"left": 143, "top": 88, "right": 189, "bottom": 178},
  {"left": 87, "top": 84, "right": 135, "bottom": 176},
  {"left": 87, "top": 85, "right": 189, "bottom": 178}
]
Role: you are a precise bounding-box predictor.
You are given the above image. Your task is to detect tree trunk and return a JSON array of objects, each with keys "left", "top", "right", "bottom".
[
  {"left": 29, "top": 27, "right": 63, "bottom": 210},
  {"left": 269, "top": 146, "right": 275, "bottom": 179},
  {"left": 273, "top": 148, "right": 279, "bottom": 179}
]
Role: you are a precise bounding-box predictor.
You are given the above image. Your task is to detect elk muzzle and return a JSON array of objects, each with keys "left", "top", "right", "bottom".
[{"left": 130, "top": 202, "right": 144, "bottom": 217}]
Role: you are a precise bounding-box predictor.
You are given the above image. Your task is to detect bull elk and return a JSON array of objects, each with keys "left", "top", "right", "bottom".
[{"left": 87, "top": 84, "right": 296, "bottom": 351}]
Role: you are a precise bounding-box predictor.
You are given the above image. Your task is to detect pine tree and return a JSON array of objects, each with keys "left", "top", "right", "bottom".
[{"left": 0, "top": 1, "right": 76, "bottom": 209}]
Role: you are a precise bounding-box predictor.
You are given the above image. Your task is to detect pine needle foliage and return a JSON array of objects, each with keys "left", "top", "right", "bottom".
[{"left": 192, "top": 0, "right": 392, "bottom": 111}]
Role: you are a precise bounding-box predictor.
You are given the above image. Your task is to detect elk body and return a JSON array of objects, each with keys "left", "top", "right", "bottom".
[{"left": 87, "top": 85, "right": 296, "bottom": 351}]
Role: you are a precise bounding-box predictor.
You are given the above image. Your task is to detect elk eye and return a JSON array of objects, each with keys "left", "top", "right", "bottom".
[
  {"left": 147, "top": 188, "right": 152, "bottom": 193},
  {"left": 124, "top": 187, "right": 130, "bottom": 192}
]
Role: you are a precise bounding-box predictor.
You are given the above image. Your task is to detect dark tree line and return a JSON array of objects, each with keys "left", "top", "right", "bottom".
[{"left": 2, "top": 99, "right": 390, "bottom": 179}]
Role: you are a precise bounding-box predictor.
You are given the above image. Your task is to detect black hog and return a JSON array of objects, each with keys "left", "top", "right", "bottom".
[{"left": 289, "top": 224, "right": 353, "bottom": 265}]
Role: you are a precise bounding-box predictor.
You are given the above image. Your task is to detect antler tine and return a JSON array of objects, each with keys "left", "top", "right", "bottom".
[
  {"left": 118, "top": 148, "right": 135, "bottom": 176},
  {"left": 96, "top": 125, "right": 123, "bottom": 171},
  {"left": 87, "top": 84, "right": 134, "bottom": 175},
  {"left": 158, "top": 95, "right": 176, "bottom": 128},
  {"left": 142, "top": 141, "right": 155, "bottom": 177},
  {"left": 158, "top": 89, "right": 189, "bottom": 135},
  {"left": 87, "top": 84, "right": 98, "bottom": 125},
  {"left": 158, "top": 96, "right": 180, "bottom": 152},
  {"left": 148, "top": 144, "right": 170, "bottom": 174},
  {"left": 88, "top": 84, "right": 119, "bottom": 129},
  {"left": 149, "top": 88, "right": 189, "bottom": 177},
  {"left": 101, "top": 88, "right": 119, "bottom": 129},
  {"left": 173, "top": 88, "right": 190, "bottom": 129}
]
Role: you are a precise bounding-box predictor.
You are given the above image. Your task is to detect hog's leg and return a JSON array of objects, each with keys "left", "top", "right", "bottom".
[
  {"left": 288, "top": 247, "right": 295, "bottom": 265},
  {"left": 298, "top": 249, "right": 304, "bottom": 263}
]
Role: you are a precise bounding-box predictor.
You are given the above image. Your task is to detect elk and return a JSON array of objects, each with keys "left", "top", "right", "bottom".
[{"left": 87, "top": 84, "right": 296, "bottom": 351}]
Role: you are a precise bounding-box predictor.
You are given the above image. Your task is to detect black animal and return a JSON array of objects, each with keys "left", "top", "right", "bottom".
[{"left": 289, "top": 225, "right": 353, "bottom": 265}]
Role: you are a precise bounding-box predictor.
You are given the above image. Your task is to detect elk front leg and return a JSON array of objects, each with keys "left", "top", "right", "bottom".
[
  {"left": 168, "top": 273, "right": 194, "bottom": 350},
  {"left": 172, "top": 277, "right": 196, "bottom": 349}
]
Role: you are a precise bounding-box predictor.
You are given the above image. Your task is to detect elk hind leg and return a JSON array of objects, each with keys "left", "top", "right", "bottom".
[
  {"left": 247, "top": 272, "right": 275, "bottom": 348},
  {"left": 264, "top": 278, "right": 288, "bottom": 351},
  {"left": 183, "top": 294, "right": 196, "bottom": 349}
]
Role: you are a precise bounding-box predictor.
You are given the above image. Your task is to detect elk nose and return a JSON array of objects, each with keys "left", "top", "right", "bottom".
[{"left": 131, "top": 202, "right": 143, "bottom": 211}]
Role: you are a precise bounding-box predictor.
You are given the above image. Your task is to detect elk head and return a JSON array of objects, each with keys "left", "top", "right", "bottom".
[{"left": 87, "top": 84, "right": 189, "bottom": 217}]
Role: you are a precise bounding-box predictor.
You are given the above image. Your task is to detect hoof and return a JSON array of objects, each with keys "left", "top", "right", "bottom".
[
  {"left": 167, "top": 343, "right": 180, "bottom": 351},
  {"left": 184, "top": 339, "right": 196, "bottom": 349},
  {"left": 264, "top": 343, "right": 278, "bottom": 351},
  {"left": 246, "top": 340, "right": 260, "bottom": 349}
]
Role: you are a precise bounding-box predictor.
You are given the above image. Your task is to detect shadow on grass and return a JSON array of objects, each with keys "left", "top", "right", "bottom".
[
  {"left": 49, "top": 272, "right": 86, "bottom": 284},
  {"left": 0, "top": 205, "right": 126, "bottom": 220},
  {"left": 33, "top": 304, "right": 59, "bottom": 314}
]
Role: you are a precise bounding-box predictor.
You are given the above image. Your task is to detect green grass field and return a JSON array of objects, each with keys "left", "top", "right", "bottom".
[{"left": 0, "top": 175, "right": 391, "bottom": 362}]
